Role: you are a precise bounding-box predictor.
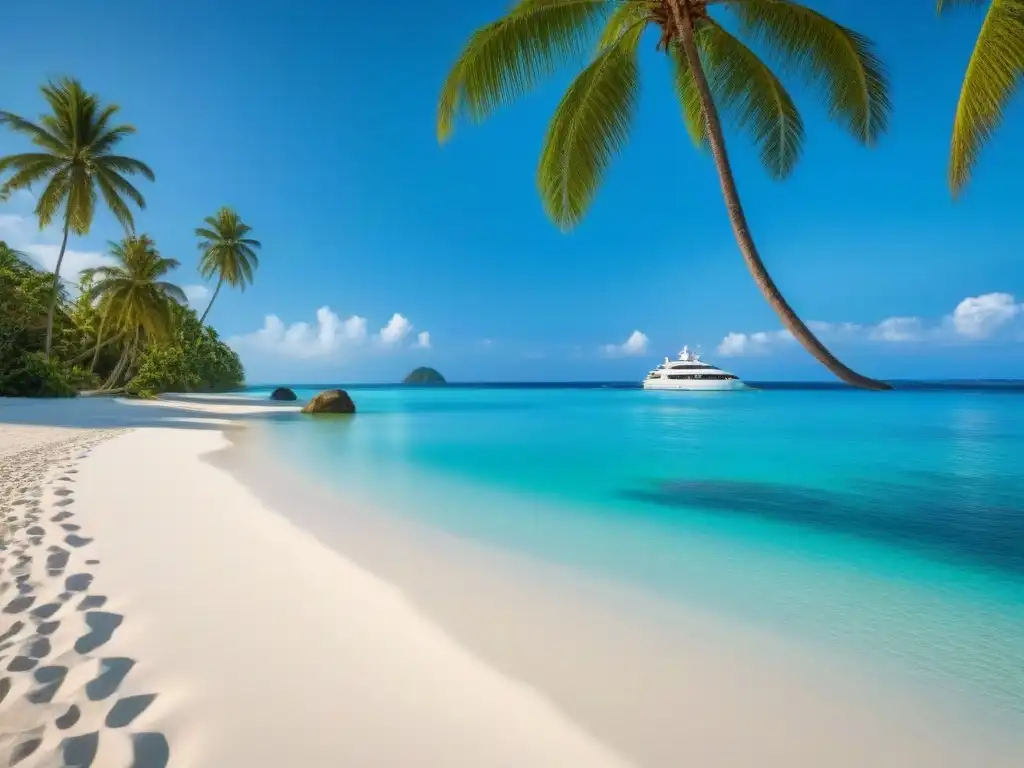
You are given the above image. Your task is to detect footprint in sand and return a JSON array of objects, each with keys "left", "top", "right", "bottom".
[
  {"left": 54, "top": 498, "right": 75, "bottom": 508},
  {"left": 3, "top": 596, "right": 35, "bottom": 614},
  {"left": 37, "top": 620, "right": 60, "bottom": 635},
  {"left": 54, "top": 488, "right": 73, "bottom": 498},
  {"left": 65, "top": 534, "right": 93, "bottom": 548},
  {"left": 75, "top": 612, "right": 123, "bottom": 654},
  {"left": 56, "top": 703, "right": 81, "bottom": 729},
  {"left": 7, "top": 655, "right": 37, "bottom": 673},
  {"left": 27, "top": 637, "right": 50, "bottom": 659},
  {"left": 66, "top": 573, "right": 93, "bottom": 592},
  {"left": 131, "top": 732, "right": 170, "bottom": 768},
  {"left": 29, "top": 602, "right": 61, "bottom": 620},
  {"left": 47, "top": 548, "right": 69, "bottom": 576},
  {"left": 0, "top": 621, "right": 23, "bottom": 642},
  {"left": 61, "top": 730, "right": 99, "bottom": 766},
  {"left": 78, "top": 595, "right": 107, "bottom": 611},
  {"left": 106, "top": 693, "right": 157, "bottom": 728},
  {"left": 27, "top": 665, "right": 66, "bottom": 704},
  {"left": 85, "top": 657, "right": 134, "bottom": 701},
  {"left": 9, "top": 737, "right": 42, "bottom": 765},
  {"left": 52, "top": 511, "right": 73, "bottom": 522}
]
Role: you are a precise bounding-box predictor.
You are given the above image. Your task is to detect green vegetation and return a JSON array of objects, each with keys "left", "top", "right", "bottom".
[
  {"left": 938, "top": 0, "right": 1024, "bottom": 196},
  {"left": 0, "top": 79, "right": 257, "bottom": 399},
  {"left": 196, "top": 207, "right": 262, "bottom": 324},
  {"left": 403, "top": 367, "right": 447, "bottom": 385},
  {"left": 438, "top": 0, "right": 893, "bottom": 390},
  {"left": 0, "top": 237, "right": 244, "bottom": 398},
  {"left": 0, "top": 77, "right": 154, "bottom": 361}
]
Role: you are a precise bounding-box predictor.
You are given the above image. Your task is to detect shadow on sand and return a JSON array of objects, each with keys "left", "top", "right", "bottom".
[{"left": 0, "top": 393, "right": 300, "bottom": 432}]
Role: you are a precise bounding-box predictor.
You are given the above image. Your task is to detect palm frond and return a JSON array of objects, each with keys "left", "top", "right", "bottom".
[
  {"left": 669, "top": 38, "right": 709, "bottom": 148},
  {"left": 66, "top": 168, "right": 97, "bottom": 235},
  {"left": 155, "top": 281, "right": 188, "bottom": 304},
  {"left": 97, "top": 167, "right": 147, "bottom": 210},
  {"left": 598, "top": 0, "right": 652, "bottom": 49},
  {"left": 0, "top": 111, "right": 68, "bottom": 154},
  {"left": 99, "top": 154, "right": 155, "bottom": 181},
  {"left": 537, "top": 21, "right": 644, "bottom": 228},
  {"left": 944, "top": 0, "right": 1024, "bottom": 194},
  {"left": 438, "top": 0, "right": 611, "bottom": 142},
  {"left": 0, "top": 154, "right": 63, "bottom": 196},
  {"left": 88, "top": 125, "right": 134, "bottom": 156},
  {"left": 34, "top": 168, "right": 71, "bottom": 230},
  {"left": 728, "top": 0, "right": 890, "bottom": 145},
  {"left": 698, "top": 20, "right": 805, "bottom": 179},
  {"left": 95, "top": 171, "right": 136, "bottom": 233}
]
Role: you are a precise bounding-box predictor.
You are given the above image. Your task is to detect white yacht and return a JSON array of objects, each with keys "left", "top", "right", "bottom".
[{"left": 642, "top": 346, "right": 747, "bottom": 391}]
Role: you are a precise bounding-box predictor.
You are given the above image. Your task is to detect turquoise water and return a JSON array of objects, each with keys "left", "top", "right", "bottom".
[{"left": 246, "top": 384, "right": 1024, "bottom": 714}]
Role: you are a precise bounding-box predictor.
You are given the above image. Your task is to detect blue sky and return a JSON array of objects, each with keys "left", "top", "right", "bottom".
[{"left": 2, "top": 0, "right": 1022, "bottom": 383}]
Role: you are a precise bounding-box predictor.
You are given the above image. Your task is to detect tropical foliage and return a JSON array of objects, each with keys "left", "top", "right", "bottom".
[
  {"left": 127, "top": 303, "right": 244, "bottom": 399},
  {"left": 0, "top": 238, "right": 244, "bottom": 398},
  {"left": 438, "top": 0, "right": 893, "bottom": 390},
  {"left": 938, "top": 0, "right": 1024, "bottom": 195},
  {"left": 196, "top": 207, "right": 261, "bottom": 324},
  {"left": 0, "top": 76, "right": 253, "bottom": 399},
  {"left": 0, "top": 77, "right": 154, "bottom": 360},
  {"left": 0, "top": 242, "right": 98, "bottom": 396}
]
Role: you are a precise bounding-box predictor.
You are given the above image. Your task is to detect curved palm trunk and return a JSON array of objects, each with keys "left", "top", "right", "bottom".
[
  {"left": 670, "top": 0, "right": 891, "bottom": 391},
  {"left": 198, "top": 277, "right": 224, "bottom": 325},
  {"left": 103, "top": 327, "right": 139, "bottom": 390},
  {"left": 89, "top": 313, "right": 108, "bottom": 372},
  {"left": 43, "top": 216, "right": 72, "bottom": 361},
  {"left": 71, "top": 329, "right": 127, "bottom": 366}
]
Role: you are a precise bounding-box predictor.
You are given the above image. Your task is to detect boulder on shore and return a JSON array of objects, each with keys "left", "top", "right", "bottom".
[
  {"left": 301, "top": 388, "right": 356, "bottom": 414},
  {"left": 403, "top": 367, "right": 446, "bottom": 386},
  {"left": 270, "top": 387, "right": 297, "bottom": 401}
]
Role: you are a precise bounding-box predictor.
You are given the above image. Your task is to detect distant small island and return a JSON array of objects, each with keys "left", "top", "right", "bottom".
[{"left": 403, "top": 367, "right": 446, "bottom": 386}]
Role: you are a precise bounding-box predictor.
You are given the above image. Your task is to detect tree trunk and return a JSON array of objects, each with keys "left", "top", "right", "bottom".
[
  {"left": 103, "top": 327, "right": 138, "bottom": 390},
  {"left": 198, "top": 277, "right": 223, "bottom": 325},
  {"left": 43, "top": 216, "right": 72, "bottom": 362},
  {"left": 670, "top": 0, "right": 891, "bottom": 391},
  {"left": 90, "top": 313, "right": 108, "bottom": 372},
  {"left": 70, "top": 329, "right": 127, "bottom": 366}
]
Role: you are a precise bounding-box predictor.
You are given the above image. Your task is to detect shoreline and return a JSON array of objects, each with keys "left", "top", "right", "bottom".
[
  {"left": 221, "top": 419, "right": 1024, "bottom": 766},
  {"left": 2, "top": 395, "right": 1023, "bottom": 765}
]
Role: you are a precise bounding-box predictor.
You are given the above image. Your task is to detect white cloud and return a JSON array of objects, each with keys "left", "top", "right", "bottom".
[
  {"left": 717, "top": 292, "right": 1024, "bottom": 357},
  {"left": 230, "top": 305, "right": 368, "bottom": 359},
  {"left": 949, "top": 293, "right": 1022, "bottom": 339},
  {"left": 183, "top": 284, "right": 211, "bottom": 308},
  {"left": 717, "top": 330, "right": 794, "bottom": 357},
  {"left": 603, "top": 330, "right": 649, "bottom": 357},
  {"left": 0, "top": 203, "right": 111, "bottom": 292},
  {"left": 378, "top": 313, "right": 413, "bottom": 345},
  {"left": 231, "top": 307, "right": 432, "bottom": 360}
]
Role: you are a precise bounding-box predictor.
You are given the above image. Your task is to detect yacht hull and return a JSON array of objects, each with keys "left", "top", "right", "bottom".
[{"left": 642, "top": 379, "right": 748, "bottom": 392}]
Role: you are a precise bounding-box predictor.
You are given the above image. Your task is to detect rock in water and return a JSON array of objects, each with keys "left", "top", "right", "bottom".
[
  {"left": 403, "top": 367, "right": 446, "bottom": 386},
  {"left": 301, "top": 389, "right": 356, "bottom": 414},
  {"left": 270, "top": 387, "right": 297, "bottom": 401}
]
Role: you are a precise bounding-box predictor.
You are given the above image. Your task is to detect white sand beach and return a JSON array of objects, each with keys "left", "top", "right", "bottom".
[{"left": 1, "top": 395, "right": 1022, "bottom": 767}]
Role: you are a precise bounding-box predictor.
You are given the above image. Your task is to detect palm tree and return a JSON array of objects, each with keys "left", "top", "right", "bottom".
[
  {"left": 195, "top": 207, "right": 261, "bottom": 324},
  {"left": 938, "top": 0, "right": 1024, "bottom": 195},
  {"left": 80, "top": 235, "right": 185, "bottom": 388},
  {"left": 438, "top": 0, "right": 893, "bottom": 390},
  {"left": 0, "top": 77, "right": 155, "bottom": 360}
]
